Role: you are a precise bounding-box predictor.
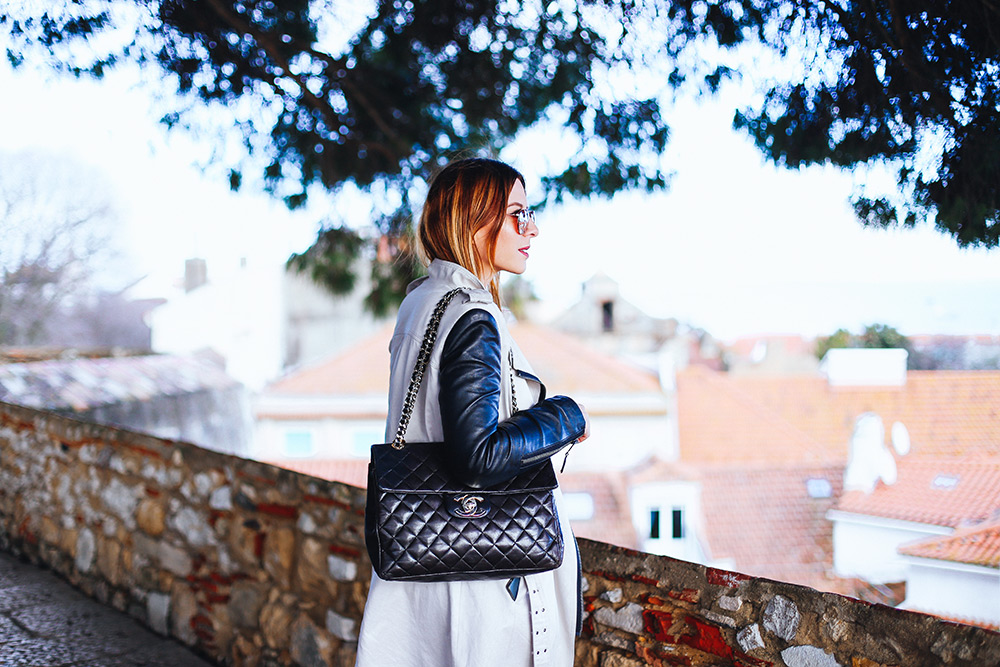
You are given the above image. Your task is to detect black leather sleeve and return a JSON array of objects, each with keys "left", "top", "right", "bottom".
[{"left": 438, "top": 308, "right": 586, "bottom": 489}]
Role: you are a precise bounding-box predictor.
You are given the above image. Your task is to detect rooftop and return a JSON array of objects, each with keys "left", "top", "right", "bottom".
[
  {"left": 900, "top": 519, "right": 1000, "bottom": 569},
  {"left": 0, "top": 353, "right": 239, "bottom": 412},
  {"left": 836, "top": 456, "right": 1000, "bottom": 528},
  {"left": 262, "top": 320, "right": 666, "bottom": 412},
  {"left": 676, "top": 366, "right": 1000, "bottom": 464}
]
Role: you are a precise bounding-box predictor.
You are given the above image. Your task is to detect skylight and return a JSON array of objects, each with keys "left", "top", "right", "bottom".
[
  {"left": 806, "top": 478, "right": 833, "bottom": 499},
  {"left": 931, "top": 474, "right": 960, "bottom": 490}
]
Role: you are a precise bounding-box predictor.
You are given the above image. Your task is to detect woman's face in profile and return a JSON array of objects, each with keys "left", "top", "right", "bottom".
[{"left": 474, "top": 179, "right": 538, "bottom": 281}]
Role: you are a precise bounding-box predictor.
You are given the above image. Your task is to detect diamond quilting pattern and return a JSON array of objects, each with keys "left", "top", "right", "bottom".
[
  {"left": 366, "top": 442, "right": 564, "bottom": 581},
  {"left": 372, "top": 442, "right": 558, "bottom": 493}
]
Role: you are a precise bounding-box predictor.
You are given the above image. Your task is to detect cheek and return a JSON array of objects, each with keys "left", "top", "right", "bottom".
[{"left": 473, "top": 227, "right": 491, "bottom": 261}]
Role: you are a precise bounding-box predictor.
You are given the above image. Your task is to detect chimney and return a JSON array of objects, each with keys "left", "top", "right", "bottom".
[
  {"left": 820, "top": 348, "right": 908, "bottom": 387},
  {"left": 184, "top": 258, "right": 207, "bottom": 293}
]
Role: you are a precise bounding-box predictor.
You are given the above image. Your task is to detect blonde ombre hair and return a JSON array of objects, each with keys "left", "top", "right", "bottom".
[{"left": 418, "top": 157, "right": 524, "bottom": 307}]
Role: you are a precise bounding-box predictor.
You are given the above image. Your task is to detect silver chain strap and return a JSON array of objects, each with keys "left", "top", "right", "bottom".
[{"left": 392, "top": 289, "right": 519, "bottom": 449}]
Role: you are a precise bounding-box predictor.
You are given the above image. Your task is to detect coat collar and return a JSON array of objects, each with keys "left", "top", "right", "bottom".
[{"left": 406, "top": 259, "right": 490, "bottom": 295}]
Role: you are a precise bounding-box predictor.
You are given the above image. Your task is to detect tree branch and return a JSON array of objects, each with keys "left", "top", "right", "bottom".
[{"left": 200, "top": 0, "right": 403, "bottom": 164}]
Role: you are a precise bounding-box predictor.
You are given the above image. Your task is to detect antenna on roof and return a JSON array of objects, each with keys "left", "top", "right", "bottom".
[
  {"left": 844, "top": 413, "right": 898, "bottom": 493},
  {"left": 891, "top": 421, "right": 911, "bottom": 456}
]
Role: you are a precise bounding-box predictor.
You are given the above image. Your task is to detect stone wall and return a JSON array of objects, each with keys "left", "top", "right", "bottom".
[
  {"left": 1, "top": 400, "right": 998, "bottom": 666},
  {"left": 0, "top": 401, "right": 368, "bottom": 666},
  {"left": 575, "top": 540, "right": 999, "bottom": 667}
]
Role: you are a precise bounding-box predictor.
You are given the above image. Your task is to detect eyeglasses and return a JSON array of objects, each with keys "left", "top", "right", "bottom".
[{"left": 513, "top": 208, "right": 536, "bottom": 236}]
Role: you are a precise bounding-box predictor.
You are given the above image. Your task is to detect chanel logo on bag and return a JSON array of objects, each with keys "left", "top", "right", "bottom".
[{"left": 449, "top": 494, "right": 489, "bottom": 518}]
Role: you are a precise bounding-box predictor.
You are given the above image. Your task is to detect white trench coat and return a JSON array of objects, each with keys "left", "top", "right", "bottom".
[{"left": 356, "top": 260, "right": 580, "bottom": 667}]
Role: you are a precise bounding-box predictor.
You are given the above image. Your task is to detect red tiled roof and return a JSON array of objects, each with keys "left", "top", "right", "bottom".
[
  {"left": 837, "top": 457, "right": 1000, "bottom": 528},
  {"left": 677, "top": 366, "right": 1000, "bottom": 465},
  {"left": 265, "top": 321, "right": 662, "bottom": 398},
  {"left": 268, "top": 324, "right": 394, "bottom": 395},
  {"left": 676, "top": 367, "right": 834, "bottom": 465},
  {"left": 509, "top": 323, "right": 662, "bottom": 395},
  {"left": 265, "top": 458, "right": 369, "bottom": 488},
  {"left": 725, "top": 335, "right": 814, "bottom": 358},
  {"left": 900, "top": 519, "right": 1000, "bottom": 569},
  {"left": 696, "top": 463, "right": 849, "bottom": 594}
]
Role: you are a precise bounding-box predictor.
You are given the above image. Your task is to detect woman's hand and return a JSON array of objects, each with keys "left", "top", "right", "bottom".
[{"left": 576, "top": 403, "right": 591, "bottom": 443}]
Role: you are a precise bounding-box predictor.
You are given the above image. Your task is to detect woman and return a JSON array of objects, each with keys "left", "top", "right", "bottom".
[{"left": 356, "top": 157, "right": 590, "bottom": 667}]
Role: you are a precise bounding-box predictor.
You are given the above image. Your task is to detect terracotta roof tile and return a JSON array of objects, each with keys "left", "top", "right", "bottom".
[
  {"left": 265, "top": 321, "right": 662, "bottom": 398},
  {"left": 508, "top": 323, "right": 662, "bottom": 395},
  {"left": 268, "top": 324, "right": 394, "bottom": 395},
  {"left": 837, "top": 457, "right": 1000, "bottom": 528},
  {"left": 677, "top": 367, "right": 1000, "bottom": 465},
  {"left": 676, "top": 367, "right": 834, "bottom": 465},
  {"left": 900, "top": 519, "right": 1000, "bottom": 568},
  {"left": 695, "top": 463, "right": 849, "bottom": 593}
]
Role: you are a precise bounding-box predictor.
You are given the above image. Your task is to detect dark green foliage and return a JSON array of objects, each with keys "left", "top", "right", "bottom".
[
  {"left": 734, "top": 1, "right": 1000, "bottom": 248},
  {"left": 286, "top": 226, "right": 366, "bottom": 295},
  {"left": 6, "top": 0, "right": 1000, "bottom": 313},
  {"left": 816, "top": 324, "right": 913, "bottom": 364}
]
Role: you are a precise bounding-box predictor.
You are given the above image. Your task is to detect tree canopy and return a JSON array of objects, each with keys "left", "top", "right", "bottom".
[
  {"left": 815, "top": 323, "right": 913, "bottom": 362},
  {"left": 4, "top": 0, "right": 999, "bottom": 312}
]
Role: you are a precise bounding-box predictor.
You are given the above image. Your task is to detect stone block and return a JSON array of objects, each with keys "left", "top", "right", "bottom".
[
  {"left": 261, "top": 599, "right": 295, "bottom": 649},
  {"left": 326, "top": 609, "right": 358, "bottom": 642},
  {"left": 781, "top": 645, "right": 842, "bottom": 667},
  {"left": 328, "top": 554, "right": 357, "bottom": 582},
  {"left": 137, "top": 499, "right": 166, "bottom": 537},
  {"left": 194, "top": 472, "right": 215, "bottom": 498},
  {"left": 291, "top": 614, "right": 335, "bottom": 667},
  {"left": 297, "top": 538, "right": 334, "bottom": 593},
  {"left": 737, "top": 623, "right": 765, "bottom": 652},
  {"left": 171, "top": 581, "right": 198, "bottom": 646},
  {"left": 593, "top": 603, "right": 644, "bottom": 635},
  {"left": 100, "top": 478, "right": 139, "bottom": 529},
  {"left": 40, "top": 516, "right": 59, "bottom": 545},
  {"left": 599, "top": 653, "right": 645, "bottom": 667},
  {"left": 592, "top": 631, "right": 633, "bottom": 651},
  {"left": 763, "top": 594, "right": 800, "bottom": 642},
  {"left": 229, "top": 581, "right": 267, "bottom": 628},
  {"left": 703, "top": 610, "right": 736, "bottom": 628},
  {"left": 298, "top": 512, "right": 317, "bottom": 534},
  {"left": 134, "top": 534, "right": 192, "bottom": 576},
  {"left": 232, "top": 633, "right": 262, "bottom": 667},
  {"left": 168, "top": 507, "right": 215, "bottom": 548},
  {"left": 148, "top": 592, "right": 171, "bottom": 635},
  {"left": 600, "top": 588, "right": 623, "bottom": 603},
  {"left": 96, "top": 537, "right": 122, "bottom": 586},
  {"left": 264, "top": 527, "right": 295, "bottom": 588},
  {"left": 210, "top": 486, "right": 233, "bottom": 511},
  {"left": 75, "top": 528, "right": 95, "bottom": 573},
  {"left": 718, "top": 595, "right": 742, "bottom": 611}
]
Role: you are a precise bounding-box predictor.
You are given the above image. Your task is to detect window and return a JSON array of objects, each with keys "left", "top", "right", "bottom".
[
  {"left": 931, "top": 474, "right": 959, "bottom": 490},
  {"left": 671, "top": 508, "right": 684, "bottom": 539},
  {"left": 806, "top": 478, "right": 833, "bottom": 498},
  {"left": 283, "top": 431, "right": 314, "bottom": 458},
  {"left": 601, "top": 301, "right": 615, "bottom": 332},
  {"left": 563, "top": 493, "right": 595, "bottom": 521},
  {"left": 649, "top": 509, "right": 660, "bottom": 539},
  {"left": 351, "top": 429, "right": 383, "bottom": 458}
]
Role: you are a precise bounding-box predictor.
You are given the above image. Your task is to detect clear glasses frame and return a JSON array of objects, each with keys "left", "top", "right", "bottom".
[{"left": 513, "top": 208, "right": 536, "bottom": 236}]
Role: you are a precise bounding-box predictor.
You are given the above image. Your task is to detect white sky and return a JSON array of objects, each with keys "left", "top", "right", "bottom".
[{"left": 1, "top": 61, "right": 998, "bottom": 341}]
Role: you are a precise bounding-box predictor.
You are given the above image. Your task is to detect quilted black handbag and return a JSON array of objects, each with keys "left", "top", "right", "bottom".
[{"left": 365, "top": 288, "right": 564, "bottom": 582}]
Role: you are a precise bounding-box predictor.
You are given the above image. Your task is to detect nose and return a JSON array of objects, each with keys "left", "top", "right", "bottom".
[{"left": 525, "top": 216, "right": 539, "bottom": 238}]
